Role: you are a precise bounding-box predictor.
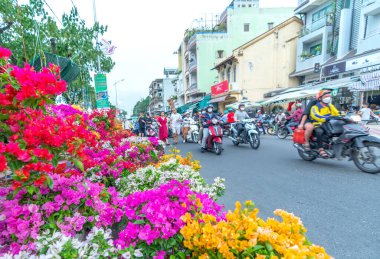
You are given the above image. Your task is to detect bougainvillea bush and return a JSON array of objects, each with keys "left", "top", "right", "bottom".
[{"left": 0, "top": 46, "right": 332, "bottom": 259}]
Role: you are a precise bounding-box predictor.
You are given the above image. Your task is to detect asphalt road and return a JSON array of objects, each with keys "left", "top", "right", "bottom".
[{"left": 171, "top": 135, "right": 380, "bottom": 259}]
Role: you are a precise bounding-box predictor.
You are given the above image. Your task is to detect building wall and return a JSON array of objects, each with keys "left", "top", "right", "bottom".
[
  {"left": 234, "top": 19, "right": 302, "bottom": 102},
  {"left": 163, "top": 78, "right": 175, "bottom": 112}
]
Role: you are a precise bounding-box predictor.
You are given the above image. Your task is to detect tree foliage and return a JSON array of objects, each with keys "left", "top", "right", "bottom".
[
  {"left": 0, "top": 0, "right": 115, "bottom": 108},
  {"left": 132, "top": 96, "right": 150, "bottom": 116}
]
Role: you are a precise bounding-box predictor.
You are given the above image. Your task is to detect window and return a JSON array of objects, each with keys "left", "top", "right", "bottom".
[
  {"left": 312, "top": 5, "right": 332, "bottom": 22},
  {"left": 233, "top": 65, "right": 237, "bottom": 82},
  {"left": 268, "top": 22, "right": 274, "bottom": 30},
  {"left": 227, "top": 67, "right": 231, "bottom": 83},
  {"left": 309, "top": 43, "right": 322, "bottom": 56},
  {"left": 216, "top": 50, "right": 224, "bottom": 58},
  {"left": 242, "top": 4, "right": 246, "bottom": 7},
  {"left": 244, "top": 23, "right": 250, "bottom": 32}
]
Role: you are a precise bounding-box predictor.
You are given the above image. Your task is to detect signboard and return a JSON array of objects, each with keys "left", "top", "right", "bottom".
[
  {"left": 211, "top": 80, "right": 229, "bottom": 96},
  {"left": 323, "top": 62, "right": 346, "bottom": 76},
  {"left": 314, "top": 63, "right": 321, "bottom": 73},
  {"left": 94, "top": 74, "right": 110, "bottom": 109},
  {"left": 346, "top": 52, "right": 380, "bottom": 71}
]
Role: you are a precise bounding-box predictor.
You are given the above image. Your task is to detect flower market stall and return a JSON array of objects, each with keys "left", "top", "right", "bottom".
[{"left": 0, "top": 46, "right": 332, "bottom": 258}]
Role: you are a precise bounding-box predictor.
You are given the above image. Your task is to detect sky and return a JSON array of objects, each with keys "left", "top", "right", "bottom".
[{"left": 23, "top": 0, "right": 297, "bottom": 115}]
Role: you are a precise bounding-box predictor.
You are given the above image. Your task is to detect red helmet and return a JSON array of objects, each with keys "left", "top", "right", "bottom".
[{"left": 316, "top": 90, "right": 331, "bottom": 100}]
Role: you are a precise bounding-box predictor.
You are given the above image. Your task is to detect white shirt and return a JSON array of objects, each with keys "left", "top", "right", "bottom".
[
  {"left": 360, "top": 108, "right": 372, "bottom": 121},
  {"left": 183, "top": 117, "right": 195, "bottom": 127},
  {"left": 170, "top": 113, "right": 182, "bottom": 127}
]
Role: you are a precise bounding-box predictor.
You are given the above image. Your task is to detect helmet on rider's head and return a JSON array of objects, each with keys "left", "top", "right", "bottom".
[
  {"left": 228, "top": 108, "right": 233, "bottom": 112},
  {"left": 238, "top": 103, "right": 245, "bottom": 108},
  {"left": 316, "top": 90, "right": 331, "bottom": 100}
]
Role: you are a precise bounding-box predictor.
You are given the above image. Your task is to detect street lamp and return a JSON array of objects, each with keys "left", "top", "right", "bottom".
[{"left": 113, "top": 78, "right": 125, "bottom": 110}]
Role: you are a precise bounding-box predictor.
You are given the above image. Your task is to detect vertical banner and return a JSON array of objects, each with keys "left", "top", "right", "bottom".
[{"left": 94, "top": 74, "right": 110, "bottom": 109}]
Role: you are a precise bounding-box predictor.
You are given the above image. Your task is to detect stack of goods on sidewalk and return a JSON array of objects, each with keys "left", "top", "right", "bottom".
[{"left": 0, "top": 46, "right": 332, "bottom": 258}]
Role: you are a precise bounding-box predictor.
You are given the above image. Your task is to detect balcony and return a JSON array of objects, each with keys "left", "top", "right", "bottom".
[
  {"left": 295, "top": 0, "right": 329, "bottom": 14},
  {"left": 300, "top": 14, "right": 333, "bottom": 37},
  {"left": 189, "top": 61, "right": 197, "bottom": 73},
  {"left": 358, "top": 29, "right": 380, "bottom": 53},
  {"left": 362, "top": 0, "right": 380, "bottom": 15}
]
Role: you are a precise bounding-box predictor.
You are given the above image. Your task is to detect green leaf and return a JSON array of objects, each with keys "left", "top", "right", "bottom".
[
  {"left": 73, "top": 158, "right": 84, "bottom": 172},
  {"left": 265, "top": 242, "right": 273, "bottom": 252},
  {"left": 46, "top": 175, "right": 54, "bottom": 189},
  {"left": 133, "top": 220, "right": 145, "bottom": 225},
  {"left": 25, "top": 186, "right": 35, "bottom": 195}
]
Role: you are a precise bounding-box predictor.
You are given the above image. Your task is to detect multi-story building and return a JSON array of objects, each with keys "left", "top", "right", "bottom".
[
  {"left": 212, "top": 16, "right": 303, "bottom": 111},
  {"left": 291, "top": 0, "right": 380, "bottom": 107},
  {"left": 176, "top": 0, "right": 295, "bottom": 105},
  {"left": 148, "top": 79, "right": 164, "bottom": 114},
  {"left": 162, "top": 68, "right": 176, "bottom": 112}
]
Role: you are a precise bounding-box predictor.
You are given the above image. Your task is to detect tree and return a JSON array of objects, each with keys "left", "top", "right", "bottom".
[
  {"left": 132, "top": 96, "right": 150, "bottom": 116},
  {"left": 0, "top": 0, "right": 115, "bottom": 108}
]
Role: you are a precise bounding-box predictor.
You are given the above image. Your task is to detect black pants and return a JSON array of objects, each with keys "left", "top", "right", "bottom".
[
  {"left": 314, "top": 127, "right": 325, "bottom": 149},
  {"left": 236, "top": 123, "right": 244, "bottom": 137}
]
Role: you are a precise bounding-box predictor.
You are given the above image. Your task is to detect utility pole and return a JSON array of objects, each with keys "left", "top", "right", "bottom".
[
  {"left": 113, "top": 79, "right": 125, "bottom": 111},
  {"left": 93, "top": 0, "right": 101, "bottom": 73}
]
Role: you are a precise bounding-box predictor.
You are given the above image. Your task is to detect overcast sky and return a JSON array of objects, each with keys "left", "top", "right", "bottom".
[{"left": 24, "top": 0, "right": 297, "bottom": 114}]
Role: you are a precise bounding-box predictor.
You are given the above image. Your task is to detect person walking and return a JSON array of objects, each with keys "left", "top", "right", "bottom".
[
  {"left": 170, "top": 108, "right": 182, "bottom": 144},
  {"left": 137, "top": 113, "right": 146, "bottom": 137},
  {"left": 157, "top": 111, "right": 169, "bottom": 144},
  {"left": 359, "top": 103, "right": 375, "bottom": 124}
]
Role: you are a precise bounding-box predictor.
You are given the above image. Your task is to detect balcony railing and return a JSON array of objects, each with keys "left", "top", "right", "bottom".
[
  {"left": 365, "top": 28, "right": 380, "bottom": 39},
  {"left": 299, "top": 14, "right": 333, "bottom": 37}
]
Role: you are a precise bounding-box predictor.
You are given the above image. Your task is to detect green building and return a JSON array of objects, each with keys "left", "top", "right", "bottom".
[{"left": 176, "top": 0, "right": 295, "bottom": 105}]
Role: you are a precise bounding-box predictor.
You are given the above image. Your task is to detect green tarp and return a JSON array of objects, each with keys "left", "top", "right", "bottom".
[
  {"left": 32, "top": 52, "right": 80, "bottom": 83},
  {"left": 198, "top": 94, "right": 211, "bottom": 109}
]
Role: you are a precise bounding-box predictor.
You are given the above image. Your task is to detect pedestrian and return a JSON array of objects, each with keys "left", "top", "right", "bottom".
[
  {"left": 359, "top": 103, "right": 375, "bottom": 124},
  {"left": 137, "top": 113, "right": 146, "bottom": 137},
  {"left": 157, "top": 111, "right": 169, "bottom": 144},
  {"left": 170, "top": 108, "right": 182, "bottom": 144},
  {"left": 182, "top": 112, "right": 195, "bottom": 143}
]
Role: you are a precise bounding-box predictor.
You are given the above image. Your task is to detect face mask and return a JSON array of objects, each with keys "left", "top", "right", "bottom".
[
  {"left": 322, "top": 97, "right": 332, "bottom": 104},
  {"left": 240, "top": 107, "right": 245, "bottom": 111},
  {"left": 207, "top": 108, "right": 212, "bottom": 113}
]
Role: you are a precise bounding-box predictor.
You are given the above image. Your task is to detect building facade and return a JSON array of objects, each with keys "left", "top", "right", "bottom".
[
  {"left": 176, "top": 0, "right": 295, "bottom": 105},
  {"left": 148, "top": 79, "right": 164, "bottom": 115},
  {"left": 212, "top": 16, "right": 303, "bottom": 111}
]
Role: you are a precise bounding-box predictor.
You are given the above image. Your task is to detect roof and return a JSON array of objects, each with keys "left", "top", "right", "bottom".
[
  {"left": 212, "top": 55, "right": 237, "bottom": 70},
  {"left": 234, "top": 16, "right": 303, "bottom": 52}
]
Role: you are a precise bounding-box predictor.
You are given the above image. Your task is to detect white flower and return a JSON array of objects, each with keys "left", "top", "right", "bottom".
[
  {"left": 134, "top": 249, "right": 143, "bottom": 257},
  {"left": 121, "top": 251, "right": 131, "bottom": 259}
]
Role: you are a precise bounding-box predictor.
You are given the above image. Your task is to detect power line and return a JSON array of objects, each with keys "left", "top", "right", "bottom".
[{"left": 42, "top": 0, "right": 63, "bottom": 27}]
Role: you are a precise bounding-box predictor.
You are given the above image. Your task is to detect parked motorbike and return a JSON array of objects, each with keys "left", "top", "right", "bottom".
[
  {"left": 186, "top": 123, "right": 199, "bottom": 143},
  {"left": 229, "top": 118, "right": 260, "bottom": 149},
  {"left": 201, "top": 118, "right": 224, "bottom": 155},
  {"left": 277, "top": 119, "right": 297, "bottom": 139},
  {"left": 293, "top": 115, "right": 380, "bottom": 174}
]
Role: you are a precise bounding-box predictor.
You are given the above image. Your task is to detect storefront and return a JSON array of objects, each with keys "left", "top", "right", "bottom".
[{"left": 209, "top": 80, "right": 239, "bottom": 112}]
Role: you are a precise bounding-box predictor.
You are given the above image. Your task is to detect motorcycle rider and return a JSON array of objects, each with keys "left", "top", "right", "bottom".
[
  {"left": 226, "top": 108, "right": 235, "bottom": 123},
  {"left": 201, "top": 105, "right": 218, "bottom": 152},
  {"left": 256, "top": 110, "right": 266, "bottom": 134},
  {"left": 182, "top": 112, "right": 195, "bottom": 143},
  {"left": 234, "top": 103, "right": 250, "bottom": 140},
  {"left": 310, "top": 90, "right": 340, "bottom": 158},
  {"left": 286, "top": 103, "right": 303, "bottom": 134}
]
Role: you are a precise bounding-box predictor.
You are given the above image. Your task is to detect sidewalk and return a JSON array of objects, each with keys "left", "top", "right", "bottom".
[{"left": 367, "top": 124, "right": 380, "bottom": 138}]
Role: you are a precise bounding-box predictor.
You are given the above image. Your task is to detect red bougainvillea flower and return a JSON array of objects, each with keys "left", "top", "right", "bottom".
[
  {"left": 0, "top": 47, "right": 12, "bottom": 59},
  {"left": 34, "top": 174, "right": 47, "bottom": 187},
  {"left": 0, "top": 155, "right": 7, "bottom": 172}
]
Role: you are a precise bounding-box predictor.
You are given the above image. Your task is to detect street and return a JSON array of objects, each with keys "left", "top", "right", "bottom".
[{"left": 173, "top": 135, "right": 380, "bottom": 259}]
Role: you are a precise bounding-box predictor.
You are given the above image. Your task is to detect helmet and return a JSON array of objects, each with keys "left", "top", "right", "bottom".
[
  {"left": 238, "top": 103, "right": 246, "bottom": 108},
  {"left": 228, "top": 108, "right": 233, "bottom": 112},
  {"left": 316, "top": 90, "right": 331, "bottom": 100},
  {"left": 207, "top": 104, "right": 214, "bottom": 109}
]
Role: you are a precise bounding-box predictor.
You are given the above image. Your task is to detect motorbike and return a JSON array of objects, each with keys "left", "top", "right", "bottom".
[
  {"left": 229, "top": 118, "right": 260, "bottom": 149},
  {"left": 293, "top": 115, "right": 380, "bottom": 174},
  {"left": 145, "top": 123, "right": 157, "bottom": 137},
  {"left": 201, "top": 118, "right": 224, "bottom": 155},
  {"left": 185, "top": 123, "right": 199, "bottom": 143},
  {"left": 277, "top": 119, "right": 297, "bottom": 139},
  {"left": 266, "top": 117, "right": 277, "bottom": 135},
  {"left": 222, "top": 123, "right": 232, "bottom": 137}
]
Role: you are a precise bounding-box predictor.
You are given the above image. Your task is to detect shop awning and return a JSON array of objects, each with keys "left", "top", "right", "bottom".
[
  {"left": 198, "top": 95, "right": 212, "bottom": 109},
  {"left": 209, "top": 95, "right": 229, "bottom": 103},
  {"left": 226, "top": 100, "right": 261, "bottom": 109}
]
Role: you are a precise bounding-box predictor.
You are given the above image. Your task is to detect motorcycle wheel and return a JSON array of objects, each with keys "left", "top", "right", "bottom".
[
  {"left": 192, "top": 133, "right": 199, "bottom": 143},
  {"left": 352, "top": 142, "right": 380, "bottom": 174},
  {"left": 277, "top": 128, "right": 288, "bottom": 139},
  {"left": 249, "top": 133, "right": 260, "bottom": 149},
  {"left": 267, "top": 127, "right": 275, "bottom": 135},
  {"left": 297, "top": 149, "right": 317, "bottom": 161},
  {"left": 215, "top": 142, "right": 222, "bottom": 155},
  {"left": 232, "top": 140, "right": 239, "bottom": 146}
]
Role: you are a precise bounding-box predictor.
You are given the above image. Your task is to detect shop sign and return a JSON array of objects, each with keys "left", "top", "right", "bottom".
[
  {"left": 346, "top": 52, "right": 380, "bottom": 71},
  {"left": 211, "top": 80, "right": 229, "bottom": 96},
  {"left": 323, "top": 62, "right": 346, "bottom": 76}
]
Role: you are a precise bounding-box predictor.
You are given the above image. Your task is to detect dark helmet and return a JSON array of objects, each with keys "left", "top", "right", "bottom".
[{"left": 238, "top": 103, "right": 246, "bottom": 108}]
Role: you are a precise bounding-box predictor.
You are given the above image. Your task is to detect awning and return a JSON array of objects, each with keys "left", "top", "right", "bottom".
[
  {"left": 209, "top": 95, "right": 229, "bottom": 103},
  {"left": 226, "top": 101, "right": 261, "bottom": 109},
  {"left": 198, "top": 95, "right": 212, "bottom": 109}
]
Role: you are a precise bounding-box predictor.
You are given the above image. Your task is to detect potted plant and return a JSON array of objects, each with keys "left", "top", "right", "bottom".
[
  {"left": 315, "top": 45, "right": 322, "bottom": 55},
  {"left": 300, "top": 51, "right": 309, "bottom": 61}
]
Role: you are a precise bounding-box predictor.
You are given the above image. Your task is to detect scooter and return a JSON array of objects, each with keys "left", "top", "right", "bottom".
[
  {"left": 201, "top": 118, "right": 224, "bottom": 155},
  {"left": 277, "top": 119, "right": 297, "bottom": 139},
  {"left": 186, "top": 123, "right": 199, "bottom": 143},
  {"left": 229, "top": 119, "right": 260, "bottom": 149}
]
